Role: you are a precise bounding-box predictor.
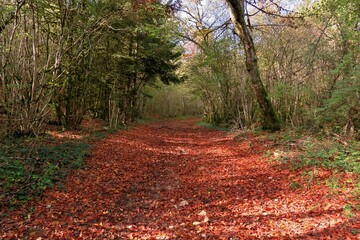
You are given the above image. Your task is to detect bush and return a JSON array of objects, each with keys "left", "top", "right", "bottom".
[{"left": 300, "top": 139, "right": 360, "bottom": 174}]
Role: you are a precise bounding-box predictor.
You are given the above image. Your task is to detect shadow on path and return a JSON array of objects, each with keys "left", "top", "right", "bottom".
[{"left": 1, "top": 118, "right": 359, "bottom": 239}]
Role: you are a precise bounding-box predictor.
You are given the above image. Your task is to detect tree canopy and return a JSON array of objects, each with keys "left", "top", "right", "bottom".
[{"left": 0, "top": 0, "right": 359, "bottom": 136}]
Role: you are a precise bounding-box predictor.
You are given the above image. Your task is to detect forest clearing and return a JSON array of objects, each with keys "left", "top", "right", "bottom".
[
  {"left": 1, "top": 118, "right": 359, "bottom": 239},
  {"left": 1, "top": 0, "right": 359, "bottom": 238}
]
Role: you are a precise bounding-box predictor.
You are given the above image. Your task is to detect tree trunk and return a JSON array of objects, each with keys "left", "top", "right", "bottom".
[{"left": 225, "top": 0, "right": 281, "bottom": 131}]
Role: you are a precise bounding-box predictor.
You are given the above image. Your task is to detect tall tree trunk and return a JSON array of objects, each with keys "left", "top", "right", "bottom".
[{"left": 225, "top": 0, "right": 281, "bottom": 131}]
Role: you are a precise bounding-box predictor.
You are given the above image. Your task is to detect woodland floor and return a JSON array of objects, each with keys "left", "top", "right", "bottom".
[{"left": 1, "top": 118, "right": 360, "bottom": 239}]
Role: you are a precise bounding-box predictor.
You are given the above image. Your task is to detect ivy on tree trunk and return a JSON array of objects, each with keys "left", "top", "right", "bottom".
[{"left": 225, "top": 0, "right": 281, "bottom": 131}]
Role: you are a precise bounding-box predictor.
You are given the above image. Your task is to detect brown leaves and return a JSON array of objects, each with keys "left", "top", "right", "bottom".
[{"left": 1, "top": 118, "right": 359, "bottom": 239}]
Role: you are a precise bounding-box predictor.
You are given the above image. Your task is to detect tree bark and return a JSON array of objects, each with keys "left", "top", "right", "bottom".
[{"left": 225, "top": 0, "right": 281, "bottom": 131}]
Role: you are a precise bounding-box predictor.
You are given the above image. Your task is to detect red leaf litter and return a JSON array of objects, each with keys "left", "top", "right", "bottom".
[{"left": 1, "top": 119, "right": 359, "bottom": 239}]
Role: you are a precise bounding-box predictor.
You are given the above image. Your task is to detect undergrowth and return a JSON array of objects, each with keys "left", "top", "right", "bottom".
[
  {"left": 298, "top": 140, "right": 360, "bottom": 174},
  {"left": 267, "top": 130, "right": 360, "bottom": 175},
  {"left": 197, "top": 121, "right": 230, "bottom": 131},
  {"left": 0, "top": 128, "right": 114, "bottom": 213},
  {"left": 0, "top": 139, "right": 89, "bottom": 211},
  {"left": 268, "top": 130, "right": 360, "bottom": 214},
  {"left": 271, "top": 134, "right": 360, "bottom": 175}
]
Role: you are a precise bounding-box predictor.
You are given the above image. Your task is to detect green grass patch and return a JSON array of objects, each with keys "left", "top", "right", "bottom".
[
  {"left": 266, "top": 129, "right": 360, "bottom": 175},
  {"left": 197, "top": 121, "right": 230, "bottom": 131},
  {"left": 0, "top": 136, "right": 91, "bottom": 210},
  {"left": 298, "top": 140, "right": 360, "bottom": 174},
  {"left": 87, "top": 128, "right": 117, "bottom": 141},
  {"left": 265, "top": 130, "right": 360, "bottom": 210},
  {"left": 290, "top": 180, "right": 301, "bottom": 190}
]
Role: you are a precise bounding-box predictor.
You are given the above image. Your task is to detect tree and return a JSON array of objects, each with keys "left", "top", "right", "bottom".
[
  {"left": 0, "top": 0, "right": 57, "bottom": 135},
  {"left": 185, "top": 36, "right": 256, "bottom": 127},
  {"left": 177, "top": 0, "right": 256, "bottom": 128},
  {"left": 225, "top": 0, "right": 281, "bottom": 131},
  {"left": 89, "top": 0, "right": 183, "bottom": 126},
  {"left": 312, "top": 0, "right": 360, "bottom": 135},
  {"left": 0, "top": 0, "right": 183, "bottom": 137}
]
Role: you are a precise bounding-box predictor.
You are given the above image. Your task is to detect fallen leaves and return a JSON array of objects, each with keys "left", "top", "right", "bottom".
[
  {"left": 1, "top": 118, "right": 359, "bottom": 239},
  {"left": 177, "top": 200, "right": 189, "bottom": 208}
]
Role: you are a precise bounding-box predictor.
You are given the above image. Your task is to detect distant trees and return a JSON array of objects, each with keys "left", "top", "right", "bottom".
[
  {"left": 0, "top": 0, "right": 182, "bottom": 137},
  {"left": 1, "top": 0, "right": 359, "bottom": 137},
  {"left": 144, "top": 82, "right": 203, "bottom": 118}
]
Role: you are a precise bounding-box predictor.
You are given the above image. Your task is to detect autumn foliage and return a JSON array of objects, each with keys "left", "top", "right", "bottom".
[{"left": 1, "top": 119, "right": 359, "bottom": 239}]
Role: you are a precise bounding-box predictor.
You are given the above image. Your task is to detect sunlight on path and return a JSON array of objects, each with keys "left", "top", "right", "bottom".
[{"left": 1, "top": 119, "right": 357, "bottom": 239}]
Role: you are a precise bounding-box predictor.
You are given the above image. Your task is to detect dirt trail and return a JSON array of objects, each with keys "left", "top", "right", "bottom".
[{"left": 1, "top": 119, "right": 359, "bottom": 239}]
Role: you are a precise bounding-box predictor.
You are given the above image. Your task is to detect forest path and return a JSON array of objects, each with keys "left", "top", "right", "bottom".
[{"left": 1, "top": 118, "right": 358, "bottom": 239}]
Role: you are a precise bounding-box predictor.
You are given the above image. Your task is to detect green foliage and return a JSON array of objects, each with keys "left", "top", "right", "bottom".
[
  {"left": 316, "top": 61, "right": 360, "bottom": 134},
  {"left": 269, "top": 131, "right": 360, "bottom": 173},
  {"left": 325, "top": 174, "right": 340, "bottom": 191},
  {"left": 343, "top": 204, "right": 354, "bottom": 218},
  {"left": 0, "top": 0, "right": 184, "bottom": 136},
  {"left": 37, "top": 142, "right": 89, "bottom": 169},
  {"left": 298, "top": 140, "right": 360, "bottom": 174},
  {"left": 301, "top": 170, "right": 316, "bottom": 186},
  {"left": 144, "top": 81, "right": 203, "bottom": 118},
  {"left": 88, "top": 0, "right": 184, "bottom": 126},
  {"left": 308, "top": 0, "right": 360, "bottom": 135},
  {"left": 186, "top": 36, "right": 256, "bottom": 128},
  {"left": 0, "top": 139, "right": 90, "bottom": 208},
  {"left": 89, "top": 129, "right": 116, "bottom": 141},
  {"left": 196, "top": 121, "right": 230, "bottom": 132},
  {"left": 290, "top": 180, "right": 301, "bottom": 190}
]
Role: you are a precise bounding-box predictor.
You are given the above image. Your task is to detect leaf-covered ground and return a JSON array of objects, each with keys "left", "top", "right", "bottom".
[{"left": 1, "top": 119, "right": 359, "bottom": 239}]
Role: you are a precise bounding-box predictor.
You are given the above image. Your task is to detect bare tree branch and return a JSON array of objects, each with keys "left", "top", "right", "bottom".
[
  {"left": 245, "top": 0, "right": 303, "bottom": 19},
  {"left": 0, "top": 0, "right": 26, "bottom": 34}
]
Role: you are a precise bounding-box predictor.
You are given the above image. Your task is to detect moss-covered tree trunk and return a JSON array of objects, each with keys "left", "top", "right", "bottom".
[{"left": 225, "top": 0, "right": 281, "bottom": 131}]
